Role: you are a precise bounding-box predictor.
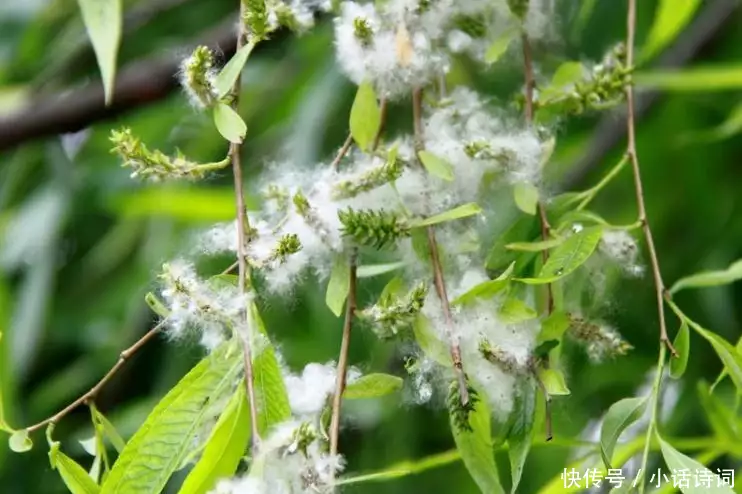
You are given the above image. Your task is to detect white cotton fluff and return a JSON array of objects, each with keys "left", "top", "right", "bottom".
[
  {"left": 284, "top": 362, "right": 361, "bottom": 416},
  {"left": 599, "top": 229, "right": 644, "bottom": 277}
]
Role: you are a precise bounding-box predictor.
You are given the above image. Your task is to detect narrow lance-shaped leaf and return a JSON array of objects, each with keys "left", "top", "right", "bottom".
[
  {"left": 658, "top": 435, "right": 735, "bottom": 494},
  {"left": 412, "top": 314, "right": 450, "bottom": 366},
  {"left": 641, "top": 0, "right": 702, "bottom": 62},
  {"left": 507, "top": 381, "right": 537, "bottom": 493},
  {"left": 513, "top": 183, "right": 539, "bottom": 215},
  {"left": 418, "top": 151, "right": 455, "bottom": 181},
  {"left": 100, "top": 342, "right": 242, "bottom": 494},
  {"left": 538, "top": 369, "right": 570, "bottom": 396},
  {"left": 344, "top": 374, "right": 403, "bottom": 399},
  {"left": 599, "top": 397, "right": 647, "bottom": 469},
  {"left": 686, "top": 318, "right": 742, "bottom": 393},
  {"left": 178, "top": 386, "right": 251, "bottom": 494},
  {"left": 670, "top": 259, "right": 742, "bottom": 294},
  {"left": 452, "top": 393, "right": 506, "bottom": 494},
  {"left": 669, "top": 320, "right": 690, "bottom": 379},
  {"left": 485, "top": 28, "right": 516, "bottom": 64},
  {"left": 635, "top": 65, "right": 742, "bottom": 92},
  {"left": 215, "top": 42, "right": 256, "bottom": 99},
  {"left": 498, "top": 298, "right": 537, "bottom": 324},
  {"left": 518, "top": 227, "right": 603, "bottom": 284},
  {"left": 213, "top": 103, "right": 248, "bottom": 144},
  {"left": 326, "top": 255, "right": 350, "bottom": 317},
  {"left": 410, "top": 203, "right": 482, "bottom": 228},
  {"left": 356, "top": 261, "right": 406, "bottom": 278},
  {"left": 350, "top": 81, "right": 381, "bottom": 152},
  {"left": 76, "top": 0, "right": 122, "bottom": 105},
  {"left": 451, "top": 279, "right": 509, "bottom": 307},
  {"left": 506, "top": 237, "right": 565, "bottom": 252},
  {"left": 50, "top": 445, "right": 101, "bottom": 494}
]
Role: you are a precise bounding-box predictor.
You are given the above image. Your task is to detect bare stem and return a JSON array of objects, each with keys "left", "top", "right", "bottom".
[
  {"left": 26, "top": 321, "right": 165, "bottom": 433},
  {"left": 230, "top": 5, "right": 261, "bottom": 451},
  {"left": 413, "top": 86, "right": 469, "bottom": 406},
  {"left": 521, "top": 33, "right": 554, "bottom": 315},
  {"left": 329, "top": 251, "right": 358, "bottom": 457},
  {"left": 331, "top": 134, "right": 354, "bottom": 170},
  {"left": 624, "top": 0, "right": 677, "bottom": 357}
]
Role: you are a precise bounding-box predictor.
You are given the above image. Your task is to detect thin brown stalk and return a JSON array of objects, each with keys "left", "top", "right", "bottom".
[
  {"left": 331, "top": 133, "right": 354, "bottom": 169},
  {"left": 230, "top": 5, "right": 261, "bottom": 450},
  {"left": 413, "top": 86, "right": 470, "bottom": 406},
  {"left": 26, "top": 321, "right": 165, "bottom": 433},
  {"left": 624, "top": 0, "right": 677, "bottom": 357},
  {"left": 329, "top": 251, "right": 358, "bottom": 457}
]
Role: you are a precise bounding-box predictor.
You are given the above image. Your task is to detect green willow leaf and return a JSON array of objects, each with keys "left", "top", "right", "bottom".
[
  {"left": 215, "top": 42, "right": 256, "bottom": 99},
  {"left": 451, "top": 395, "right": 505, "bottom": 494},
  {"left": 101, "top": 342, "right": 242, "bottom": 494},
  {"left": 688, "top": 320, "right": 742, "bottom": 393},
  {"left": 412, "top": 314, "right": 450, "bottom": 366},
  {"left": 696, "top": 381, "right": 739, "bottom": 441},
  {"left": 485, "top": 215, "right": 539, "bottom": 276},
  {"left": 410, "top": 203, "right": 482, "bottom": 228},
  {"left": 670, "top": 259, "right": 742, "bottom": 294},
  {"left": 178, "top": 386, "right": 251, "bottom": 494},
  {"left": 642, "top": 0, "right": 701, "bottom": 62},
  {"left": 498, "top": 298, "right": 537, "bottom": 324},
  {"left": 213, "top": 103, "right": 247, "bottom": 144},
  {"left": 635, "top": 65, "right": 742, "bottom": 91},
  {"left": 326, "top": 255, "right": 350, "bottom": 317},
  {"left": 92, "top": 408, "right": 126, "bottom": 454},
  {"left": 506, "top": 237, "right": 564, "bottom": 252},
  {"left": 249, "top": 303, "right": 292, "bottom": 434},
  {"left": 451, "top": 279, "right": 509, "bottom": 307},
  {"left": 356, "top": 261, "right": 406, "bottom": 278},
  {"left": 513, "top": 183, "right": 539, "bottom": 215},
  {"left": 599, "top": 397, "right": 647, "bottom": 469},
  {"left": 658, "top": 435, "right": 735, "bottom": 494},
  {"left": 538, "top": 369, "right": 570, "bottom": 396},
  {"left": 418, "top": 150, "right": 455, "bottom": 181},
  {"left": 518, "top": 227, "right": 603, "bottom": 284},
  {"left": 344, "top": 374, "right": 403, "bottom": 399},
  {"left": 484, "top": 28, "right": 516, "bottom": 64},
  {"left": 536, "top": 311, "right": 571, "bottom": 345},
  {"left": 50, "top": 447, "right": 100, "bottom": 494},
  {"left": 76, "top": 0, "right": 121, "bottom": 105},
  {"left": 669, "top": 320, "right": 690, "bottom": 379},
  {"left": 350, "top": 81, "right": 381, "bottom": 152},
  {"left": 337, "top": 449, "right": 461, "bottom": 485},
  {"left": 9, "top": 429, "right": 33, "bottom": 453},
  {"left": 507, "top": 382, "right": 537, "bottom": 493}
]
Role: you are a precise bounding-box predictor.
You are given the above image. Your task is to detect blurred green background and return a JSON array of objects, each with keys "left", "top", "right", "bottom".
[{"left": 1, "top": 0, "right": 741, "bottom": 492}]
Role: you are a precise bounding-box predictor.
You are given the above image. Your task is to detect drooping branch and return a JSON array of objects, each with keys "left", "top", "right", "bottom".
[
  {"left": 229, "top": 3, "right": 262, "bottom": 452},
  {"left": 413, "top": 86, "right": 470, "bottom": 406}
]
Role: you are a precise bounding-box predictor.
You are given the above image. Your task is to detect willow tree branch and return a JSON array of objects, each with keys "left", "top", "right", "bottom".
[
  {"left": 624, "top": 0, "right": 677, "bottom": 357},
  {"left": 229, "top": 8, "right": 262, "bottom": 452},
  {"left": 413, "top": 86, "right": 469, "bottom": 406},
  {"left": 0, "top": 19, "right": 238, "bottom": 153},
  {"left": 25, "top": 321, "right": 165, "bottom": 433},
  {"left": 521, "top": 33, "right": 554, "bottom": 315}
]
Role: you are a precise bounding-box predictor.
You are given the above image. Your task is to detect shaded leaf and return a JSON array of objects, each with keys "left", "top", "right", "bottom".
[
  {"left": 696, "top": 381, "right": 738, "bottom": 442},
  {"left": 76, "top": 0, "right": 121, "bottom": 105},
  {"left": 518, "top": 227, "right": 603, "bottom": 284},
  {"left": 418, "top": 151, "right": 455, "bottom": 182},
  {"left": 101, "top": 343, "right": 242, "bottom": 494},
  {"left": 507, "top": 381, "right": 537, "bottom": 493},
  {"left": 485, "top": 215, "right": 540, "bottom": 276},
  {"left": 178, "top": 386, "right": 251, "bottom": 494},
  {"left": 411, "top": 203, "right": 482, "bottom": 228},
  {"left": 550, "top": 62, "right": 585, "bottom": 88},
  {"left": 326, "top": 255, "right": 350, "bottom": 317},
  {"left": 451, "top": 395, "right": 505, "bottom": 494},
  {"left": 600, "top": 397, "right": 647, "bottom": 469},
  {"left": 213, "top": 103, "right": 247, "bottom": 144},
  {"left": 451, "top": 279, "right": 509, "bottom": 307},
  {"left": 536, "top": 311, "right": 571, "bottom": 345},
  {"left": 679, "top": 101, "right": 742, "bottom": 145},
  {"left": 413, "top": 315, "right": 450, "bottom": 366},
  {"left": 344, "top": 374, "right": 403, "bottom": 399},
  {"left": 658, "top": 436, "right": 735, "bottom": 493},
  {"left": 686, "top": 318, "right": 742, "bottom": 393},
  {"left": 635, "top": 65, "right": 742, "bottom": 91},
  {"left": 669, "top": 320, "right": 690, "bottom": 379},
  {"left": 498, "top": 298, "right": 537, "bottom": 324},
  {"left": 642, "top": 0, "right": 701, "bottom": 62},
  {"left": 350, "top": 81, "right": 381, "bottom": 151},
  {"left": 513, "top": 183, "right": 539, "bottom": 215},
  {"left": 215, "top": 42, "right": 256, "bottom": 99},
  {"left": 670, "top": 259, "right": 742, "bottom": 294}
]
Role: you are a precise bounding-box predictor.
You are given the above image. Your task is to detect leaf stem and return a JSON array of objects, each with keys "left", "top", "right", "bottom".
[
  {"left": 229, "top": 3, "right": 261, "bottom": 452},
  {"left": 624, "top": 0, "right": 677, "bottom": 357},
  {"left": 575, "top": 154, "right": 629, "bottom": 211},
  {"left": 412, "top": 86, "right": 470, "bottom": 406},
  {"left": 636, "top": 343, "right": 667, "bottom": 494}
]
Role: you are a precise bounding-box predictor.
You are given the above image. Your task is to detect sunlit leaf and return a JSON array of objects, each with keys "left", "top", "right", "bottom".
[
  {"left": 357, "top": 261, "right": 406, "bottom": 278},
  {"left": 350, "top": 81, "right": 381, "bottom": 152},
  {"left": 518, "top": 227, "right": 603, "bottom": 284},
  {"left": 9, "top": 429, "right": 33, "bottom": 453},
  {"left": 413, "top": 314, "right": 450, "bottom": 366},
  {"left": 215, "top": 42, "right": 256, "bottom": 99},
  {"left": 417, "top": 151, "right": 455, "bottom": 182},
  {"left": 513, "top": 183, "right": 539, "bottom": 215},
  {"left": 635, "top": 65, "right": 742, "bottom": 91},
  {"left": 411, "top": 203, "right": 482, "bottom": 228},
  {"left": 213, "top": 103, "right": 247, "bottom": 144},
  {"left": 326, "top": 255, "right": 350, "bottom": 317},
  {"left": 670, "top": 259, "right": 742, "bottom": 294},
  {"left": 506, "top": 237, "right": 564, "bottom": 252},
  {"left": 669, "top": 320, "right": 690, "bottom": 379},
  {"left": 658, "top": 435, "right": 735, "bottom": 493},
  {"left": 92, "top": 408, "right": 126, "bottom": 454},
  {"left": 484, "top": 28, "right": 516, "bottom": 64},
  {"left": 178, "top": 386, "right": 251, "bottom": 494},
  {"left": 498, "top": 298, "right": 537, "bottom": 324},
  {"left": 451, "top": 396, "right": 505, "bottom": 494},
  {"left": 451, "top": 279, "right": 509, "bottom": 307},
  {"left": 344, "top": 374, "right": 403, "bottom": 399},
  {"left": 642, "top": 0, "right": 702, "bottom": 62},
  {"left": 50, "top": 446, "right": 101, "bottom": 494},
  {"left": 507, "top": 382, "right": 536, "bottom": 493},
  {"left": 76, "top": 0, "right": 121, "bottom": 105},
  {"left": 599, "top": 397, "right": 647, "bottom": 469},
  {"left": 536, "top": 311, "right": 571, "bottom": 345},
  {"left": 145, "top": 292, "right": 170, "bottom": 318},
  {"left": 337, "top": 449, "right": 461, "bottom": 486},
  {"left": 538, "top": 369, "right": 570, "bottom": 396},
  {"left": 101, "top": 342, "right": 242, "bottom": 494}
]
